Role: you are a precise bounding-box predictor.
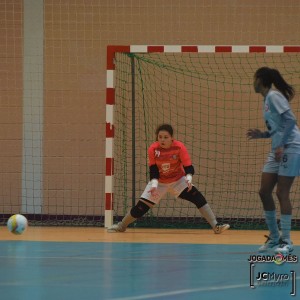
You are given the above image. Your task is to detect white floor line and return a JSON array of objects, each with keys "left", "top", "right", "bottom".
[{"left": 109, "top": 276, "right": 300, "bottom": 300}]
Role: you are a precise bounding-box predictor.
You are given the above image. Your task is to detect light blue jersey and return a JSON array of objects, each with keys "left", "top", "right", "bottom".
[{"left": 263, "top": 90, "right": 300, "bottom": 153}]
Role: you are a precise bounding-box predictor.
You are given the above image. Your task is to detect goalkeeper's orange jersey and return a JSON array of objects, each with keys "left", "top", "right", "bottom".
[{"left": 148, "top": 140, "right": 192, "bottom": 184}]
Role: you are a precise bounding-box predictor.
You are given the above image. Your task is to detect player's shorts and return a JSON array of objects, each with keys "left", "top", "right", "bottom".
[
  {"left": 140, "top": 176, "right": 188, "bottom": 204},
  {"left": 263, "top": 152, "right": 300, "bottom": 176}
]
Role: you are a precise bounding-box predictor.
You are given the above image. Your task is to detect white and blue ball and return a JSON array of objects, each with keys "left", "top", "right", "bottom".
[{"left": 7, "top": 214, "right": 28, "bottom": 235}]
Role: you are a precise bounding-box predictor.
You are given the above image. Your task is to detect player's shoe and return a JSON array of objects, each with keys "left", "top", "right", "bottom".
[
  {"left": 107, "top": 222, "right": 126, "bottom": 233},
  {"left": 213, "top": 223, "right": 230, "bottom": 234},
  {"left": 274, "top": 240, "right": 294, "bottom": 255},
  {"left": 258, "top": 235, "right": 280, "bottom": 252}
]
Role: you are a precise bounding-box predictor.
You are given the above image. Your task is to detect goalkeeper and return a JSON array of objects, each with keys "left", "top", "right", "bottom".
[{"left": 108, "top": 123, "right": 230, "bottom": 234}]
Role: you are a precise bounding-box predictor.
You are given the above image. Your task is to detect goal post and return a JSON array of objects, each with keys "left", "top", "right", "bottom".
[{"left": 105, "top": 45, "right": 300, "bottom": 229}]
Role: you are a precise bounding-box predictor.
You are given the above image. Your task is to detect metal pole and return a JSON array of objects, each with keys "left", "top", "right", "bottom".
[{"left": 131, "top": 55, "right": 136, "bottom": 207}]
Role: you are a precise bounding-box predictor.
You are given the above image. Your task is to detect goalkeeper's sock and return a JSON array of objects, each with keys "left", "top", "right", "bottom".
[
  {"left": 120, "top": 212, "right": 136, "bottom": 228},
  {"left": 198, "top": 204, "right": 218, "bottom": 228}
]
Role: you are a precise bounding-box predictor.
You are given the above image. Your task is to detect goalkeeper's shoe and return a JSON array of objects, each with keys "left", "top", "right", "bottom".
[
  {"left": 213, "top": 223, "right": 230, "bottom": 234},
  {"left": 107, "top": 222, "right": 126, "bottom": 233},
  {"left": 258, "top": 235, "right": 280, "bottom": 252}
]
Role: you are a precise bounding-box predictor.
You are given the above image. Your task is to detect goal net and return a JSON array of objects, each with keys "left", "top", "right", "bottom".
[{"left": 106, "top": 45, "right": 300, "bottom": 229}]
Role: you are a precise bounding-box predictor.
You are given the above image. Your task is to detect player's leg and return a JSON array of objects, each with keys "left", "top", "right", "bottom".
[
  {"left": 178, "top": 186, "right": 230, "bottom": 234},
  {"left": 107, "top": 181, "right": 166, "bottom": 233},
  {"left": 258, "top": 172, "right": 280, "bottom": 252},
  {"left": 273, "top": 153, "right": 300, "bottom": 254},
  {"left": 107, "top": 199, "right": 154, "bottom": 232},
  {"left": 274, "top": 175, "right": 294, "bottom": 254},
  {"left": 258, "top": 153, "right": 282, "bottom": 252}
]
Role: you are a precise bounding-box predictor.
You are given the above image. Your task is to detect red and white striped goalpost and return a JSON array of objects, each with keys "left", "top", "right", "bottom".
[{"left": 105, "top": 45, "right": 300, "bottom": 228}]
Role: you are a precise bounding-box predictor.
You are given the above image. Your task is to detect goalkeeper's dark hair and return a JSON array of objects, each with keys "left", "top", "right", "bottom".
[
  {"left": 155, "top": 124, "right": 174, "bottom": 140},
  {"left": 254, "top": 67, "right": 295, "bottom": 101}
]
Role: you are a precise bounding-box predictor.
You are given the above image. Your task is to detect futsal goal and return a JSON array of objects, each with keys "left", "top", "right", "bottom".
[{"left": 105, "top": 45, "right": 300, "bottom": 229}]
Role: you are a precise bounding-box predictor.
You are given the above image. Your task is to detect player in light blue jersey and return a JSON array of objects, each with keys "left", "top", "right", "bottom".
[{"left": 247, "top": 67, "right": 299, "bottom": 255}]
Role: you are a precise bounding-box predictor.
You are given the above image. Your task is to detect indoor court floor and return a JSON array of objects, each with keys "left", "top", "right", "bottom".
[{"left": 0, "top": 227, "right": 299, "bottom": 300}]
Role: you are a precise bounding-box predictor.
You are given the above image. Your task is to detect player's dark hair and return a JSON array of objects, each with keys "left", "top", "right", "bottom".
[
  {"left": 155, "top": 124, "right": 174, "bottom": 139},
  {"left": 255, "top": 67, "right": 295, "bottom": 101}
]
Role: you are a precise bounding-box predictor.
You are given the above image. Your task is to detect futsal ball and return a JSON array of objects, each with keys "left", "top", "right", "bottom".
[{"left": 7, "top": 214, "right": 28, "bottom": 235}]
